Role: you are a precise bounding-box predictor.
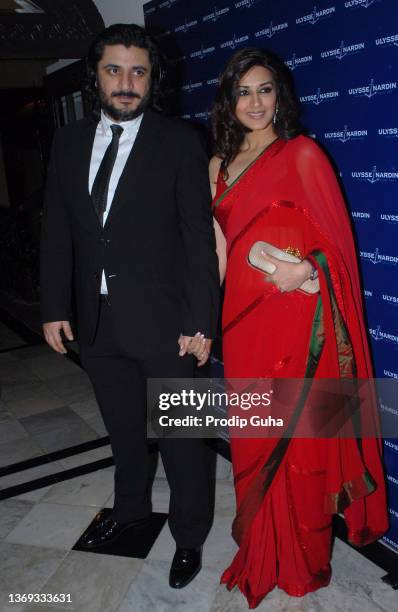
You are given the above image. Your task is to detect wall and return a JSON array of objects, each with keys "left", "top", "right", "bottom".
[{"left": 144, "top": 0, "right": 398, "bottom": 553}]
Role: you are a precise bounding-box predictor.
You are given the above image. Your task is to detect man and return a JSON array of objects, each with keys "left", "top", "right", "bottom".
[{"left": 40, "top": 24, "right": 219, "bottom": 588}]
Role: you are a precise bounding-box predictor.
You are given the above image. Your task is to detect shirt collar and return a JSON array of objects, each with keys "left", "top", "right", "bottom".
[{"left": 100, "top": 110, "right": 143, "bottom": 138}]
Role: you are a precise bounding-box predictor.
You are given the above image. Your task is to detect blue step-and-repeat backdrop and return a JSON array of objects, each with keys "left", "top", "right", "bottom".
[{"left": 144, "top": 0, "right": 398, "bottom": 551}]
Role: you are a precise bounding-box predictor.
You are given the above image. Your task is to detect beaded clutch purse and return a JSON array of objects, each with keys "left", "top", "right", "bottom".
[{"left": 247, "top": 241, "right": 320, "bottom": 294}]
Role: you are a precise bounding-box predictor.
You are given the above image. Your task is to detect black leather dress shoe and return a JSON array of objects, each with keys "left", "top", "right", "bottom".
[
  {"left": 169, "top": 547, "right": 202, "bottom": 588},
  {"left": 79, "top": 510, "right": 150, "bottom": 549}
]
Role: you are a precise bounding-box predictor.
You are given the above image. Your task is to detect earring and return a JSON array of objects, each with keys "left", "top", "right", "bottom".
[{"left": 273, "top": 105, "right": 278, "bottom": 125}]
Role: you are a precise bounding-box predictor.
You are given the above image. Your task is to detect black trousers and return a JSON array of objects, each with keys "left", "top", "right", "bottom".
[{"left": 79, "top": 297, "right": 214, "bottom": 548}]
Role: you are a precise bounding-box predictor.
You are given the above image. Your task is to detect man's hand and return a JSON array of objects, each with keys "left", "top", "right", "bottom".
[
  {"left": 178, "top": 333, "right": 212, "bottom": 367},
  {"left": 43, "top": 321, "right": 74, "bottom": 354}
]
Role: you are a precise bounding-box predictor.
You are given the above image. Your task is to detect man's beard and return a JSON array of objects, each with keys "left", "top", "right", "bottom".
[{"left": 98, "top": 85, "right": 151, "bottom": 121}]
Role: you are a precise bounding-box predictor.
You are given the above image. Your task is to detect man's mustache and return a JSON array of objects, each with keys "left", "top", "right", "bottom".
[{"left": 111, "top": 91, "right": 141, "bottom": 99}]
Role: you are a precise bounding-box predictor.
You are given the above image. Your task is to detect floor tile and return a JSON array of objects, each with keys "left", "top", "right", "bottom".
[
  {"left": 147, "top": 514, "right": 237, "bottom": 572},
  {"left": 215, "top": 454, "right": 233, "bottom": 481},
  {"left": 0, "top": 541, "right": 67, "bottom": 610},
  {"left": 20, "top": 406, "right": 98, "bottom": 454},
  {"left": 0, "top": 351, "right": 18, "bottom": 364},
  {"left": 151, "top": 477, "right": 170, "bottom": 513},
  {"left": 15, "top": 484, "right": 54, "bottom": 503},
  {"left": 41, "top": 549, "right": 142, "bottom": 612},
  {"left": 15, "top": 344, "right": 56, "bottom": 361},
  {"left": 69, "top": 399, "right": 100, "bottom": 421},
  {"left": 42, "top": 468, "right": 115, "bottom": 508},
  {"left": 214, "top": 480, "right": 236, "bottom": 517},
  {"left": 0, "top": 436, "right": 43, "bottom": 468},
  {"left": 117, "top": 559, "right": 219, "bottom": 612},
  {"left": 58, "top": 445, "right": 111, "bottom": 470},
  {"left": 0, "top": 461, "right": 64, "bottom": 491},
  {"left": 0, "top": 418, "right": 29, "bottom": 445},
  {"left": 22, "top": 354, "right": 81, "bottom": 381},
  {"left": 0, "top": 401, "right": 14, "bottom": 423},
  {"left": 46, "top": 373, "right": 95, "bottom": 405},
  {"left": 0, "top": 321, "right": 26, "bottom": 351},
  {"left": 0, "top": 361, "right": 39, "bottom": 385},
  {"left": 78, "top": 414, "right": 107, "bottom": 437},
  {"left": 5, "top": 502, "right": 98, "bottom": 550},
  {"left": 3, "top": 381, "right": 65, "bottom": 418},
  {"left": 0, "top": 498, "right": 34, "bottom": 539}
]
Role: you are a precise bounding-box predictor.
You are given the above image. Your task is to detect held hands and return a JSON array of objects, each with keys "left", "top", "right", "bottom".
[
  {"left": 261, "top": 252, "right": 313, "bottom": 293},
  {"left": 178, "top": 333, "right": 212, "bottom": 367},
  {"left": 43, "top": 321, "right": 74, "bottom": 354}
]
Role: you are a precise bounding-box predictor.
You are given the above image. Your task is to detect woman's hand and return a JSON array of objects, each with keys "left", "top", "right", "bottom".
[
  {"left": 261, "top": 252, "right": 313, "bottom": 293},
  {"left": 178, "top": 333, "right": 212, "bottom": 367}
]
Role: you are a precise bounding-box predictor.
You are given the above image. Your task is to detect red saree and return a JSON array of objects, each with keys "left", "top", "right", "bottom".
[{"left": 213, "top": 136, "right": 388, "bottom": 608}]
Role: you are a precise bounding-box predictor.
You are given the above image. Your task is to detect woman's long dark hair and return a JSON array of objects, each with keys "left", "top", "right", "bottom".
[
  {"left": 86, "top": 23, "right": 164, "bottom": 117},
  {"left": 211, "top": 48, "right": 303, "bottom": 171}
]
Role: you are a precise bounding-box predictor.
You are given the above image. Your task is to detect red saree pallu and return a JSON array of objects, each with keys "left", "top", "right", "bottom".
[{"left": 212, "top": 136, "right": 388, "bottom": 608}]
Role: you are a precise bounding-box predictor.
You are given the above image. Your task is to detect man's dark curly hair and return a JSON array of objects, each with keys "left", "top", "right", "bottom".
[
  {"left": 86, "top": 23, "right": 164, "bottom": 117},
  {"left": 211, "top": 48, "right": 303, "bottom": 171}
]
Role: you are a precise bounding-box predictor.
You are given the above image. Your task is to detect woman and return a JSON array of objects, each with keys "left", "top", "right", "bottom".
[{"left": 207, "top": 48, "right": 388, "bottom": 608}]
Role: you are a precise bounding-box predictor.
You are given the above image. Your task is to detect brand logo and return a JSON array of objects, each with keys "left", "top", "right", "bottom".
[
  {"left": 363, "top": 289, "right": 373, "bottom": 297},
  {"left": 380, "top": 402, "right": 398, "bottom": 417},
  {"left": 384, "top": 369, "right": 398, "bottom": 379},
  {"left": 156, "top": 30, "right": 171, "bottom": 39},
  {"left": 389, "top": 508, "right": 398, "bottom": 521},
  {"left": 378, "top": 127, "right": 398, "bottom": 138},
  {"left": 169, "top": 55, "right": 186, "bottom": 66},
  {"left": 159, "top": 0, "right": 178, "bottom": 8},
  {"left": 206, "top": 78, "right": 219, "bottom": 86},
  {"left": 382, "top": 536, "right": 398, "bottom": 551},
  {"left": 325, "top": 125, "right": 367, "bottom": 142},
  {"left": 348, "top": 79, "right": 397, "bottom": 98},
  {"left": 254, "top": 21, "right": 289, "bottom": 39},
  {"left": 203, "top": 6, "right": 230, "bottom": 22},
  {"left": 375, "top": 33, "right": 398, "bottom": 47},
  {"left": 360, "top": 248, "right": 398, "bottom": 265},
  {"left": 190, "top": 45, "right": 216, "bottom": 60},
  {"left": 235, "top": 0, "right": 256, "bottom": 8},
  {"left": 369, "top": 325, "right": 398, "bottom": 345},
  {"left": 351, "top": 211, "right": 371, "bottom": 219},
  {"left": 385, "top": 440, "right": 398, "bottom": 453},
  {"left": 321, "top": 40, "right": 365, "bottom": 60},
  {"left": 387, "top": 475, "right": 398, "bottom": 487},
  {"left": 380, "top": 213, "right": 398, "bottom": 224},
  {"left": 181, "top": 80, "right": 203, "bottom": 93},
  {"left": 180, "top": 113, "right": 191, "bottom": 120},
  {"left": 194, "top": 110, "right": 211, "bottom": 120},
  {"left": 382, "top": 294, "right": 398, "bottom": 305},
  {"left": 352, "top": 166, "right": 398, "bottom": 183},
  {"left": 175, "top": 19, "right": 198, "bottom": 33},
  {"left": 296, "top": 5, "right": 336, "bottom": 25},
  {"left": 220, "top": 33, "right": 250, "bottom": 50},
  {"left": 300, "top": 88, "right": 339, "bottom": 105},
  {"left": 285, "top": 53, "right": 313, "bottom": 70},
  {"left": 345, "top": 0, "right": 379, "bottom": 9}
]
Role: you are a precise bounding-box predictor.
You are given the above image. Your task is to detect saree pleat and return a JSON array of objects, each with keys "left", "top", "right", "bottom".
[{"left": 213, "top": 136, "right": 388, "bottom": 607}]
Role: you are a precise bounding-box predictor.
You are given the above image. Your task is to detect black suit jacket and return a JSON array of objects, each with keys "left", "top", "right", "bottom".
[{"left": 40, "top": 109, "right": 219, "bottom": 355}]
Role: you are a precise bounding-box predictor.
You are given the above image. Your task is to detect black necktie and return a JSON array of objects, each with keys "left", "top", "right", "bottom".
[{"left": 92, "top": 124, "right": 124, "bottom": 225}]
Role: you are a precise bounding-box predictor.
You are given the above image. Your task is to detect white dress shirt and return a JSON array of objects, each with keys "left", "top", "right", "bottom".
[{"left": 89, "top": 110, "right": 143, "bottom": 294}]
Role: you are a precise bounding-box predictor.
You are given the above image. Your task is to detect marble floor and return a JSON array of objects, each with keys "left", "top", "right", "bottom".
[{"left": 0, "top": 312, "right": 396, "bottom": 612}]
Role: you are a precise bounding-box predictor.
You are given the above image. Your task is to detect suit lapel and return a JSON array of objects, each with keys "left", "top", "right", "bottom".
[
  {"left": 80, "top": 117, "right": 102, "bottom": 226},
  {"left": 104, "top": 110, "right": 163, "bottom": 228}
]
